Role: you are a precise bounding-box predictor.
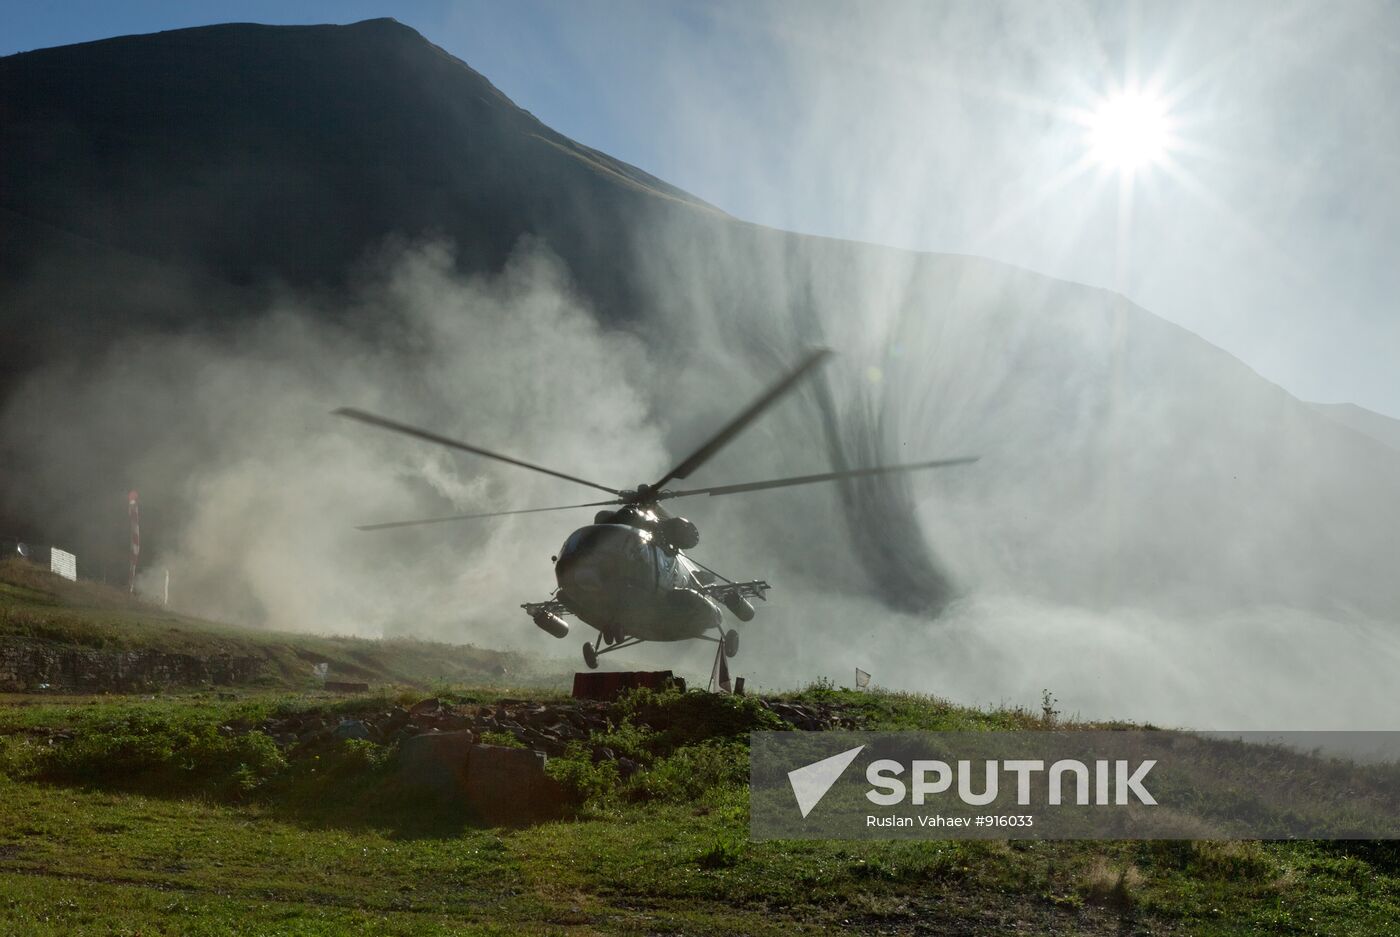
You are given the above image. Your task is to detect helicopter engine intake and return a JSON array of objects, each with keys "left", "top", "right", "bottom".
[{"left": 659, "top": 516, "right": 700, "bottom": 550}]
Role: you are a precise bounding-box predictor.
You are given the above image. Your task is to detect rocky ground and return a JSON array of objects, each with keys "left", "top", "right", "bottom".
[
  {"left": 255, "top": 695, "right": 861, "bottom": 752},
  {"left": 6, "top": 693, "right": 866, "bottom": 768}
]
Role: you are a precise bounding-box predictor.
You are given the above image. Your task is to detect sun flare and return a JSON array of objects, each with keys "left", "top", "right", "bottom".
[{"left": 1085, "top": 90, "right": 1172, "bottom": 174}]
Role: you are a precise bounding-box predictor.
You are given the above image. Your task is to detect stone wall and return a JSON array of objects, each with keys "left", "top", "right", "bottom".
[{"left": 0, "top": 638, "right": 264, "bottom": 692}]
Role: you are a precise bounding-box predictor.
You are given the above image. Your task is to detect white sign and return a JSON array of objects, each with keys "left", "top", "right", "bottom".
[{"left": 49, "top": 547, "right": 77, "bottom": 582}]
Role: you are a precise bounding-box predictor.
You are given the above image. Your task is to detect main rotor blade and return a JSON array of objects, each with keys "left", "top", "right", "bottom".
[
  {"left": 660, "top": 456, "right": 980, "bottom": 499},
  {"left": 648, "top": 348, "right": 832, "bottom": 492},
  {"left": 356, "top": 498, "right": 623, "bottom": 531},
  {"left": 333, "top": 407, "right": 621, "bottom": 496}
]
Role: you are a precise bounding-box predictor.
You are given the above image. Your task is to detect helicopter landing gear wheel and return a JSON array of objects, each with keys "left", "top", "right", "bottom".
[
  {"left": 723, "top": 628, "right": 739, "bottom": 658},
  {"left": 582, "top": 641, "right": 599, "bottom": 670}
]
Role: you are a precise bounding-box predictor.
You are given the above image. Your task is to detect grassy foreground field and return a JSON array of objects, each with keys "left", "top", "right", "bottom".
[
  {"left": 0, "top": 686, "right": 1397, "bottom": 936},
  {"left": 1, "top": 563, "right": 1397, "bottom": 934}
]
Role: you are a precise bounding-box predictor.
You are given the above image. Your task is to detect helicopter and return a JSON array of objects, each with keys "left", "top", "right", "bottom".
[{"left": 335, "top": 349, "right": 977, "bottom": 670}]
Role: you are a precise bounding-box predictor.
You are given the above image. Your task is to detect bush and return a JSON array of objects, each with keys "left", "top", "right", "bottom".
[
  {"left": 1188, "top": 841, "right": 1275, "bottom": 882},
  {"left": 1078, "top": 858, "right": 1144, "bottom": 910},
  {"left": 477, "top": 730, "right": 527, "bottom": 749},
  {"left": 586, "top": 721, "right": 658, "bottom": 761},
  {"left": 34, "top": 707, "right": 287, "bottom": 793},
  {"left": 545, "top": 748, "right": 619, "bottom": 803},
  {"left": 0, "top": 735, "right": 43, "bottom": 780},
  {"left": 321, "top": 738, "right": 394, "bottom": 776},
  {"left": 696, "top": 833, "right": 745, "bottom": 869},
  {"left": 627, "top": 739, "right": 749, "bottom": 803},
  {"left": 610, "top": 688, "right": 783, "bottom": 754}
]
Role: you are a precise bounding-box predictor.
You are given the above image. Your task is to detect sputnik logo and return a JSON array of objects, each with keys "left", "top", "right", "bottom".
[{"left": 787, "top": 745, "right": 865, "bottom": 818}]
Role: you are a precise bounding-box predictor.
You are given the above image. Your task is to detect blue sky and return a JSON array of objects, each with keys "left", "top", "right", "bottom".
[{"left": 3, "top": 1, "right": 1397, "bottom": 417}]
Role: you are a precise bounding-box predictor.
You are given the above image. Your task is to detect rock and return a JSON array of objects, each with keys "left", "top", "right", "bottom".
[
  {"left": 0, "top": 637, "right": 263, "bottom": 693},
  {"left": 571, "top": 670, "right": 683, "bottom": 701},
  {"left": 409, "top": 697, "right": 443, "bottom": 716},
  {"left": 398, "top": 729, "right": 476, "bottom": 794},
  {"left": 333, "top": 719, "right": 371, "bottom": 740},
  {"left": 464, "top": 744, "right": 568, "bottom": 825}
]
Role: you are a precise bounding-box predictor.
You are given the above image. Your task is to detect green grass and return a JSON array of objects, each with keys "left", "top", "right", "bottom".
[
  {"left": 1, "top": 562, "right": 1396, "bottom": 933},
  {"left": 0, "top": 686, "right": 1395, "bottom": 934}
]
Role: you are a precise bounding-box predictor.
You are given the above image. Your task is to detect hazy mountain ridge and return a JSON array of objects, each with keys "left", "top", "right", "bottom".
[
  {"left": 0, "top": 18, "right": 709, "bottom": 372},
  {"left": 1310, "top": 401, "right": 1400, "bottom": 452}
]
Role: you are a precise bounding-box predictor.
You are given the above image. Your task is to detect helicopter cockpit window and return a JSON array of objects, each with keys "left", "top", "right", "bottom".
[{"left": 559, "top": 528, "right": 593, "bottom": 561}]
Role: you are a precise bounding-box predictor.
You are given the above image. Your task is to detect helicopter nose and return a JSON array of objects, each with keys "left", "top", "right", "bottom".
[{"left": 559, "top": 559, "right": 605, "bottom": 595}]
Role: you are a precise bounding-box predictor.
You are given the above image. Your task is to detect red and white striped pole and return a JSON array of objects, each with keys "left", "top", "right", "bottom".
[{"left": 128, "top": 490, "right": 140, "bottom": 593}]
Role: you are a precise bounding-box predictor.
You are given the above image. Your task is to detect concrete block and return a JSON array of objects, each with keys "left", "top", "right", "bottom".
[
  {"left": 397, "top": 729, "right": 476, "bottom": 795},
  {"left": 464, "top": 743, "right": 568, "bottom": 825},
  {"left": 571, "top": 670, "right": 685, "bottom": 701}
]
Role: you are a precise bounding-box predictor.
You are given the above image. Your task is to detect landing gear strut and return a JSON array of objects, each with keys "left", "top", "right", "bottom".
[
  {"left": 582, "top": 631, "right": 643, "bottom": 669},
  {"left": 707, "top": 625, "right": 741, "bottom": 693}
]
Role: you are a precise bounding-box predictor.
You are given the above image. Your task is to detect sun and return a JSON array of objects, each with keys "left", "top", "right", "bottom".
[{"left": 1084, "top": 90, "right": 1173, "bottom": 174}]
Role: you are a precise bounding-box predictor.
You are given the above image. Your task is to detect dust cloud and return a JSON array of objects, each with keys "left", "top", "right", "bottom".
[
  {"left": 5, "top": 228, "right": 1398, "bottom": 729},
  {"left": 1, "top": 241, "right": 667, "bottom": 648},
  {"left": 5, "top": 3, "right": 1400, "bottom": 729}
]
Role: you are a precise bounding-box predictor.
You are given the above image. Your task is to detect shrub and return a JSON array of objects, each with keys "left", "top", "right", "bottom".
[
  {"left": 545, "top": 748, "right": 620, "bottom": 803},
  {"left": 696, "top": 833, "right": 745, "bottom": 869},
  {"left": 35, "top": 707, "right": 286, "bottom": 792},
  {"left": 610, "top": 687, "right": 783, "bottom": 754},
  {"left": 477, "top": 730, "right": 527, "bottom": 749},
  {"left": 0, "top": 735, "right": 43, "bottom": 780},
  {"left": 1188, "top": 841, "right": 1275, "bottom": 882},
  {"left": 587, "top": 720, "right": 658, "bottom": 762},
  {"left": 321, "top": 738, "right": 394, "bottom": 776},
  {"left": 1078, "top": 858, "right": 1144, "bottom": 910},
  {"left": 627, "top": 740, "right": 749, "bottom": 803}
]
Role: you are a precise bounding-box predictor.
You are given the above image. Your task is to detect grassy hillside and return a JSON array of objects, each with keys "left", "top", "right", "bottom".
[
  {"left": 0, "top": 559, "right": 567, "bottom": 690},
  {"left": 0, "top": 683, "right": 1395, "bottom": 935},
  {"left": 0, "top": 559, "right": 1396, "bottom": 932}
]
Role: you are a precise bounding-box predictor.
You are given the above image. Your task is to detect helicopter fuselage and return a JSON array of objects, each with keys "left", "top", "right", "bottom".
[
  {"left": 339, "top": 348, "right": 974, "bottom": 673},
  {"left": 552, "top": 522, "right": 722, "bottom": 642}
]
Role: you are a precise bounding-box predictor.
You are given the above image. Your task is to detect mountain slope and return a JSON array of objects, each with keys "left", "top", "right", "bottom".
[
  {"left": 0, "top": 19, "right": 716, "bottom": 366},
  {"left": 1310, "top": 402, "right": 1400, "bottom": 452}
]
